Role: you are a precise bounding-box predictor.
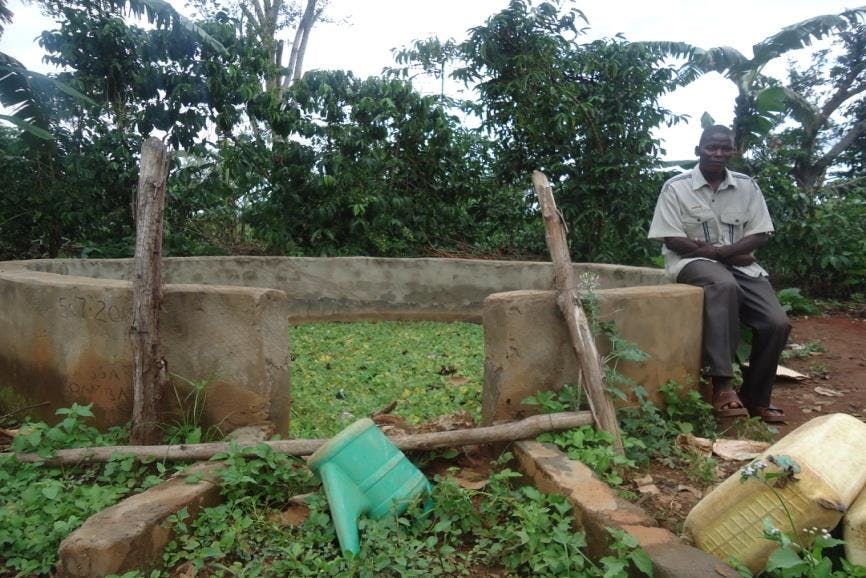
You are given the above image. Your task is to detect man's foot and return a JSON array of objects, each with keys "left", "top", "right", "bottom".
[
  {"left": 712, "top": 388, "right": 749, "bottom": 418},
  {"left": 745, "top": 404, "right": 786, "bottom": 424}
]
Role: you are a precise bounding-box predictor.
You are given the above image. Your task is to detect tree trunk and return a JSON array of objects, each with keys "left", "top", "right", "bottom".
[
  {"left": 284, "top": 0, "right": 318, "bottom": 88},
  {"left": 532, "top": 170, "right": 624, "bottom": 454},
  {"left": 8, "top": 411, "right": 593, "bottom": 465},
  {"left": 130, "top": 137, "right": 169, "bottom": 445}
]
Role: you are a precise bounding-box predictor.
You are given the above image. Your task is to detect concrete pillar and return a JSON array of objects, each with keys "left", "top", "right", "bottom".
[
  {"left": 481, "top": 285, "right": 703, "bottom": 424},
  {"left": 0, "top": 271, "right": 291, "bottom": 434}
]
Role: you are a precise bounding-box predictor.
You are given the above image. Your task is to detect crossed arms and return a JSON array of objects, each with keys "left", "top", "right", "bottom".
[{"left": 664, "top": 233, "right": 769, "bottom": 267}]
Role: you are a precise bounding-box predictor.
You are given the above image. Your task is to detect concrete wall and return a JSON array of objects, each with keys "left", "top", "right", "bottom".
[
  {"left": 0, "top": 270, "right": 290, "bottom": 433},
  {"left": 0, "top": 256, "right": 698, "bottom": 434},
  {"left": 11, "top": 257, "right": 667, "bottom": 322},
  {"left": 481, "top": 286, "right": 704, "bottom": 424}
]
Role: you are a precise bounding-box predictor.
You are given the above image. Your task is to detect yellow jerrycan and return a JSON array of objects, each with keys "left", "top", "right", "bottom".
[
  {"left": 844, "top": 485, "right": 866, "bottom": 566},
  {"left": 684, "top": 413, "right": 866, "bottom": 573}
]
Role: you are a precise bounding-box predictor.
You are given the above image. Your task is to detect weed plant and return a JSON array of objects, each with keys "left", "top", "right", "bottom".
[
  {"left": 150, "top": 452, "right": 653, "bottom": 577},
  {"left": 0, "top": 404, "right": 170, "bottom": 575},
  {"left": 780, "top": 340, "right": 825, "bottom": 362},
  {"left": 777, "top": 288, "right": 820, "bottom": 316},
  {"left": 290, "top": 321, "right": 483, "bottom": 437},
  {"left": 529, "top": 382, "right": 724, "bottom": 488},
  {"left": 163, "top": 375, "right": 224, "bottom": 444}
]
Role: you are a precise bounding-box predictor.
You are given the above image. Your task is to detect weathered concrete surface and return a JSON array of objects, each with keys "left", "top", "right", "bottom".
[
  {"left": 7, "top": 257, "right": 667, "bottom": 322},
  {"left": 56, "top": 461, "right": 223, "bottom": 577},
  {"left": 0, "top": 270, "right": 290, "bottom": 433},
  {"left": 514, "top": 441, "right": 739, "bottom": 578},
  {"left": 0, "top": 256, "right": 697, "bottom": 435},
  {"left": 56, "top": 426, "right": 269, "bottom": 577},
  {"left": 482, "top": 286, "right": 703, "bottom": 424}
]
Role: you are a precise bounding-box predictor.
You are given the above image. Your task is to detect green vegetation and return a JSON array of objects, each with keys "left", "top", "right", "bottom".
[
  {"left": 154, "top": 450, "right": 653, "bottom": 577},
  {"left": 781, "top": 339, "right": 825, "bottom": 362},
  {"left": 2, "top": 1, "right": 863, "bottom": 294},
  {"left": 290, "top": 321, "right": 484, "bottom": 437},
  {"left": 0, "top": 406, "right": 654, "bottom": 577},
  {"left": 530, "top": 381, "right": 724, "bottom": 489},
  {"left": 0, "top": 405, "right": 170, "bottom": 575},
  {"left": 777, "top": 288, "right": 820, "bottom": 317}
]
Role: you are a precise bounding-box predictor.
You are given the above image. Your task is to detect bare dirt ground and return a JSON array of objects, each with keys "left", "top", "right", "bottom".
[
  {"left": 772, "top": 311, "right": 866, "bottom": 436},
  {"left": 636, "top": 309, "right": 866, "bottom": 533}
]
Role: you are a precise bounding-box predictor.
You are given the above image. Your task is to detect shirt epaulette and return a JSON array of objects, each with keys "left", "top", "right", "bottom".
[{"left": 665, "top": 173, "right": 691, "bottom": 185}]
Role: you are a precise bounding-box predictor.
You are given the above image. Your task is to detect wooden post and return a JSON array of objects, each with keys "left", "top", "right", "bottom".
[
  {"left": 532, "top": 170, "right": 623, "bottom": 454},
  {"left": 130, "top": 137, "right": 169, "bottom": 445}
]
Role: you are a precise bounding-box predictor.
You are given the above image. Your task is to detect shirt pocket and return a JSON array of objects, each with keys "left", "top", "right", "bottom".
[
  {"left": 720, "top": 210, "right": 747, "bottom": 244},
  {"left": 681, "top": 209, "right": 719, "bottom": 243}
]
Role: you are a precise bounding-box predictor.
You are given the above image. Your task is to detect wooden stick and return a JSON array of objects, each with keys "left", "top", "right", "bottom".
[
  {"left": 6, "top": 411, "right": 593, "bottom": 465},
  {"left": 130, "top": 138, "right": 170, "bottom": 445},
  {"left": 532, "top": 171, "right": 624, "bottom": 454}
]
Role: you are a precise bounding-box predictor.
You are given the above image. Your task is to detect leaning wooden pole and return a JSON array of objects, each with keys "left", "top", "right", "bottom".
[
  {"left": 7, "top": 411, "right": 594, "bottom": 465},
  {"left": 130, "top": 137, "right": 170, "bottom": 445},
  {"left": 532, "top": 170, "right": 623, "bottom": 454}
]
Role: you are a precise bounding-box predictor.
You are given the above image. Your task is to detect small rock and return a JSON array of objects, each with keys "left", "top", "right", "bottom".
[
  {"left": 633, "top": 474, "right": 654, "bottom": 486},
  {"left": 637, "top": 484, "right": 660, "bottom": 496}
]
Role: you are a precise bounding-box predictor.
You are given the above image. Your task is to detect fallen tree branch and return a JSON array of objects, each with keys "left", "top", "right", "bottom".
[
  {"left": 532, "top": 171, "right": 624, "bottom": 455},
  {"left": 5, "top": 411, "right": 593, "bottom": 466}
]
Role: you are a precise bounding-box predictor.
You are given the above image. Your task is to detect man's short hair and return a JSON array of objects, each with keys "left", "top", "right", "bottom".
[{"left": 699, "top": 124, "right": 734, "bottom": 145}]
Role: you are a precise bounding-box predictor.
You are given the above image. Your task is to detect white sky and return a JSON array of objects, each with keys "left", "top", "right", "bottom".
[{"left": 1, "top": 0, "right": 860, "bottom": 159}]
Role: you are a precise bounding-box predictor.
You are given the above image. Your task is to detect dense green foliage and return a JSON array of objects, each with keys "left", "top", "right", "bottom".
[
  {"left": 153, "top": 451, "right": 653, "bottom": 577},
  {"left": 0, "top": 405, "right": 169, "bottom": 575},
  {"left": 290, "top": 321, "right": 483, "bottom": 437},
  {"left": 1, "top": 0, "right": 865, "bottom": 294}
]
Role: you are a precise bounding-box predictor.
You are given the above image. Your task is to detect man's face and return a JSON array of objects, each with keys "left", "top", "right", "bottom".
[{"left": 695, "top": 133, "right": 735, "bottom": 173}]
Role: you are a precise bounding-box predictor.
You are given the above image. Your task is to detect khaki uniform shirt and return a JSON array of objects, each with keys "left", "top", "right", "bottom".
[{"left": 648, "top": 168, "right": 774, "bottom": 282}]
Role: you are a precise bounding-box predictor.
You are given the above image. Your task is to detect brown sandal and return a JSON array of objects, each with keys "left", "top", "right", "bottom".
[
  {"left": 712, "top": 389, "right": 749, "bottom": 418},
  {"left": 747, "top": 405, "right": 786, "bottom": 424}
]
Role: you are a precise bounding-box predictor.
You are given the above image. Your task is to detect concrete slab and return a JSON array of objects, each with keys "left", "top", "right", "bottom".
[
  {"left": 482, "top": 285, "right": 703, "bottom": 424},
  {"left": 7, "top": 257, "right": 668, "bottom": 322},
  {"left": 514, "top": 440, "right": 738, "bottom": 578},
  {"left": 56, "top": 461, "right": 223, "bottom": 577},
  {"left": 56, "top": 426, "right": 269, "bottom": 577},
  {"left": 0, "top": 271, "right": 290, "bottom": 433}
]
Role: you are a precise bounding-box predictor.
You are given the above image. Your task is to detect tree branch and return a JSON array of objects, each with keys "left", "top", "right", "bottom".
[
  {"left": 5, "top": 411, "right": 594, "bottom": 465},
  {"left": 284, "top": 0, "right": 317, "bottom": 88},
  {"left": 815, "top": 117, "right": 866, "bottom": 171}
]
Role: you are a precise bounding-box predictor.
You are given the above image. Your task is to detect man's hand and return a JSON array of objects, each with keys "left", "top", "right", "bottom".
[
  {"left": 685, "top": 245, "right": 721, "bottom": 260},
  {"left": 721, "top": 253, "right": 756, "bottom": 267}
]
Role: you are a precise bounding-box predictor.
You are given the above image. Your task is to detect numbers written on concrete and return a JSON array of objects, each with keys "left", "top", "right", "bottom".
[{"left": 58, "top": 296, "right": 123, "bottom": 323}]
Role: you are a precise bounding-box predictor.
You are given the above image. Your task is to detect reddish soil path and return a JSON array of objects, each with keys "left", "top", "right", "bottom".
[{"left": 770, "top": 313, "right": 866, "bottom": 436}]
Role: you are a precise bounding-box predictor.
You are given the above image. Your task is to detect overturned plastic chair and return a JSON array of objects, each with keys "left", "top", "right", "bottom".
[{"left": 308, "top": 418, "right": 432, "bottom": 555}]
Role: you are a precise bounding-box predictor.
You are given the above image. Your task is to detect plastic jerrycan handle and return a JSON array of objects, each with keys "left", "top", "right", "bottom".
[{"left": 318, "top": 461, "right": 372, "bottom": 556}]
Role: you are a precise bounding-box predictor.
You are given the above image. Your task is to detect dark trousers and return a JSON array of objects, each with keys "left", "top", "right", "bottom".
[{"left": 677, "top": 260, "right": 791, "bottom": 408}]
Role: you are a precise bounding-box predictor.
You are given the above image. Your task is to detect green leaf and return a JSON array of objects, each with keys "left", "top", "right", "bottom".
[
  {"left": 765, "top": 546, "right": 806, "bottom": 571},
  {"left": 41, "top": 484, "right": 61, "bottom": 500},
  {"left": 754, "top": 86, "right": 787, "bottom": 113},
  {"left": 0, "top": 113, "right": 52, "bottom": 140},
  {"left": 630, "top": 548, "right": 654, "bottom": 576}
]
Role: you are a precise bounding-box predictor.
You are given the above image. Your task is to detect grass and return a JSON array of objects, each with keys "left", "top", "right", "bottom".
[{"left": 289, "top": 321, "right": 484, "bottom": 438}]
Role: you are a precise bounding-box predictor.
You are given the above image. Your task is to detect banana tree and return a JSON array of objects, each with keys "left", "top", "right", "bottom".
[
  {"left": 642, "top": 6, "right": 866, "bottom": 159},
  {"left": 0, "top": 0, "right": 226, "bottom": 139}
]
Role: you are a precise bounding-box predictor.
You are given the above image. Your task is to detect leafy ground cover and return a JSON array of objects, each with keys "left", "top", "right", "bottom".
[
  {"left": 289, "top": 321, "right": 484, "bottom": 437},
  {"left": 4, "top": 315, "right": 866, "bottom": 576},
  {"left": 3, "top": 321, "right": 651, "bottom": 577}
]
